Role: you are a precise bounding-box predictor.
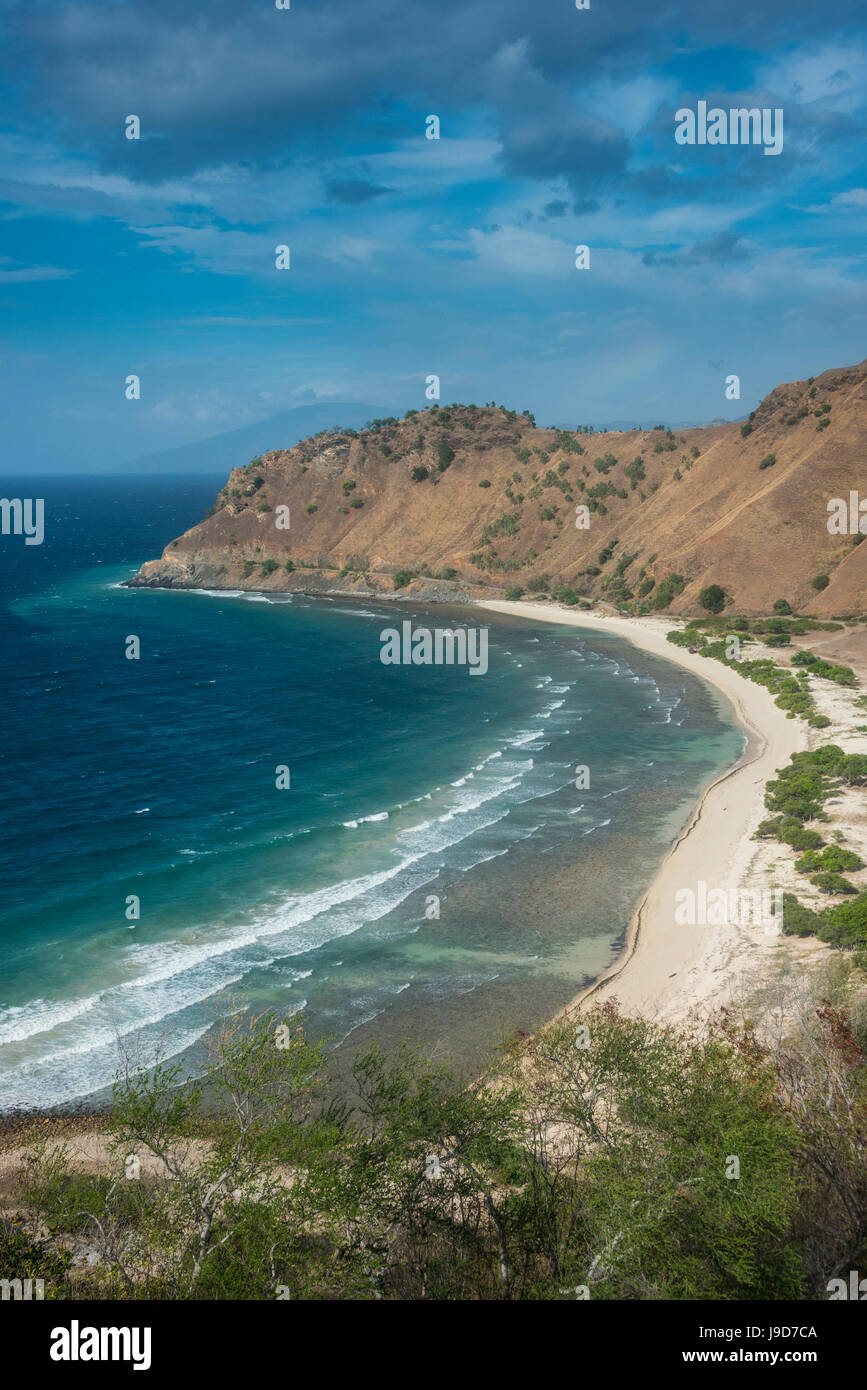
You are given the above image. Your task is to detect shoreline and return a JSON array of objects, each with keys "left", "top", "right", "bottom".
[
  {"left": 0, "top": 593, "right": 853, "bottom": 1145},
  {"left": 476, "top": 600, "right": 809, "bottom": 1025}
]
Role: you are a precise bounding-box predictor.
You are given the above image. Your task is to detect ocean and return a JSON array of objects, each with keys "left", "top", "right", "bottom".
[{"left": 0, "top": 474, "right": 744, "bottom": 1108}]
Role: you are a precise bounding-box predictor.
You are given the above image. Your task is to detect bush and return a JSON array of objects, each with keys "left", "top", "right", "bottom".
[
  {"left": 781, "top": 893, "right": 817, "bottom": 936},
  {"left": 810, "top": 872, "right": 858, "bottom": 895},
  {"left": 0, "top": 1226, "right": 71, "bottom": 1297},
  {"left": 699, "top": 584, "right": 726, "bottom": 614},
  {"left": 773, "top": 599, "right": 793, "bottom": 615},
  {"left": 260, "top": 559, "right": 279, "bottom": 575},
  {"left": 758, "top": 454, "right": 776, "bottom": 470},
  {"left": 764, "top": 633, "right": 791, "bottom": 647},
  {"left": 436, "top": 441, "right": 455, "bottom": 471},
  {"left": 478, "top": 479, "right": 491, "bottom": 488},
  {"left": 796, "top": 846, "right": 863, "bottom": 875},
  {"left": 393, "top": 570, "right": 415, "bottom": 590},
  {"left": 594, "top": 453, "right": 618, "bottom": 474},
  {"left": 305, "top": 504, "right": 318, "bottom": 514},
  {"left": 754, "top": 818, "right": 823, "bottom": 849},
  {"left": 410, "top": 465, "right": 430, "bottom": 482},
  {"left": 503, "top": 586, "right": 524, "bottom": 600},
  {"left": 349, "top": 498, "right": 364, "bottom": 508},
  {"left": 811, "top": 574, "right": 830, "bottom": 591},
  {"left": 284, "top": 559, "right": 295, "bottom": 573},
  {"left": 653, "top": 574, "right": 686, "bottom": 610},
  {"left": 781, "top": 826, "right": 826, "bottom": 850}
]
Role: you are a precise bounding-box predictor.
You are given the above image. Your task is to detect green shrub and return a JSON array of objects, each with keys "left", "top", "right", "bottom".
[
  {"left": 699, "top": 584, "right": 726, "bottom": 614},
  {"left": 305, "top": 504, "right": 318, "bottom": 514},
  {"left": 260, "top": 559, "right": 279, "bottom": 575},
  {"left": 479, "top": 479, "right": 491, "bottom": 488},
  {"left": 410, "top": 465, "right": 429, "bottom": 482},
  {"left": 758, "top": 454, "right": 776, "bottom": 470},
  {"left": 781, "top": 893, "right": 818, "bottom": 936},
  {"left": 653, "top": 574, "right": 685, "bottom": 610},
  {"left": 436, "top": 441, "right": 455, "bottom": 471},
  {"left": 810, "top": 872, "right": 858, "bottom": 895},
  {"left": 781, "top": 826, "right": 826, "bottom": 850},
  {"left": 773, "top": 599, "right": 793, "bottom": 615},
  {"left": 393, "top": 570, "right": 415, "bottom": 590},
  {"left": 811, "top": 574, "right": 830, "bottom": 591},
  {"left": 594, "top": 453, "right": 618, "bottom": 474},
  {"left": 795, "top": 846, "right": 863, "bottom": 874}
]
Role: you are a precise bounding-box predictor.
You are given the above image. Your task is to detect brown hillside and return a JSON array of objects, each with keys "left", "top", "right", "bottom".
[{"left": 130, "top": 362, "right": 867, "bottom": 616}]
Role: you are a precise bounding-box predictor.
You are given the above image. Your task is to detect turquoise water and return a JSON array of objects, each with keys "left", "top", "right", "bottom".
[{"left": 0, "top": 476, "right": 744, "bottom": 1108}]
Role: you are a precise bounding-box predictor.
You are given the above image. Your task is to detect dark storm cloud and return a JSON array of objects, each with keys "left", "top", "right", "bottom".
[{"left": 1, "top": 0, "right": 864, "bottom": 193}]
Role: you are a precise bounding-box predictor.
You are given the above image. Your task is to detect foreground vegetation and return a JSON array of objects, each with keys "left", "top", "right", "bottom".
[{"left": 3, "top": 981, "right": 865, "bottom": 1301}]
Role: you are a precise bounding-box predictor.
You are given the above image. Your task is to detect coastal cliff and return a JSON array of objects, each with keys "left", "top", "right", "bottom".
[{"left": 129, "top": 360, "right": 867, "bottom": 616}]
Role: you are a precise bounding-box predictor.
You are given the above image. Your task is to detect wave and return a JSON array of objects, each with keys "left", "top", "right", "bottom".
[
  {"left": 343, "top": 810, "right": 390, "bottom": 828},
  {"left": 0, "top": 743, "right": 543, "bottom": 1104}
]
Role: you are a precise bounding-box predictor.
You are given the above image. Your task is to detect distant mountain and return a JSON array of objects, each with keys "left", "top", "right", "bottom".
[{"left": 124, "top": 402, "right": 396, "bottom": 473}]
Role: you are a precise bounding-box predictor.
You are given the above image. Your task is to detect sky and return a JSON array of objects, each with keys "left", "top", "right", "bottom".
[{"left": 1, "top": 0, "right": 866, "bottom": 472}]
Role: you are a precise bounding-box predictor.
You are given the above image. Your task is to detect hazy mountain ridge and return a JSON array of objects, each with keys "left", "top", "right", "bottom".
[
  {"left": 123, "top": 402, "right": 395, "bottom": 474},
  {"left": 130, "top": 362, "right": 867, "bottom": 616}
]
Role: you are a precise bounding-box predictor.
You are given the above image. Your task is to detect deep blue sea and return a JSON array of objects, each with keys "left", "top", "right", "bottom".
[{"left": 0, "top": 475, "right": 744, "bottom": 1108}]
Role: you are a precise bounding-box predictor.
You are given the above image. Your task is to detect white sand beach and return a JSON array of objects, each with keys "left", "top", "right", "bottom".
[{"left": 476, "top": 600, "right": 838, "bottom": 1025}]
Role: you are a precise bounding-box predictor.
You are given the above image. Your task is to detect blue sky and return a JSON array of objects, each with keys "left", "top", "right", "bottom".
[{"left": 1, "top": 0, "right": 866, "bottom": 471}]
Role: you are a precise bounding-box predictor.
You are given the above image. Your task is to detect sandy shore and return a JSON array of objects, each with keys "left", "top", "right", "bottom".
[{"left": 477, "top": 600, "right": 814, "bottom": 1025}]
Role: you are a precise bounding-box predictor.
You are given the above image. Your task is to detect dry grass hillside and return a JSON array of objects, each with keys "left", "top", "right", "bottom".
[{"left": 130, "top": 360, "right": 867, "bottom": 616}]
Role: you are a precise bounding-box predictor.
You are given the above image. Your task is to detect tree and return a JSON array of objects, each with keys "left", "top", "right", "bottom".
[
  {"left": 699, "top": 584, "right": 726, "bottom": 614},
  {"left": 22, "top": 1012, "right": 330, "bottom": 1300}
]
